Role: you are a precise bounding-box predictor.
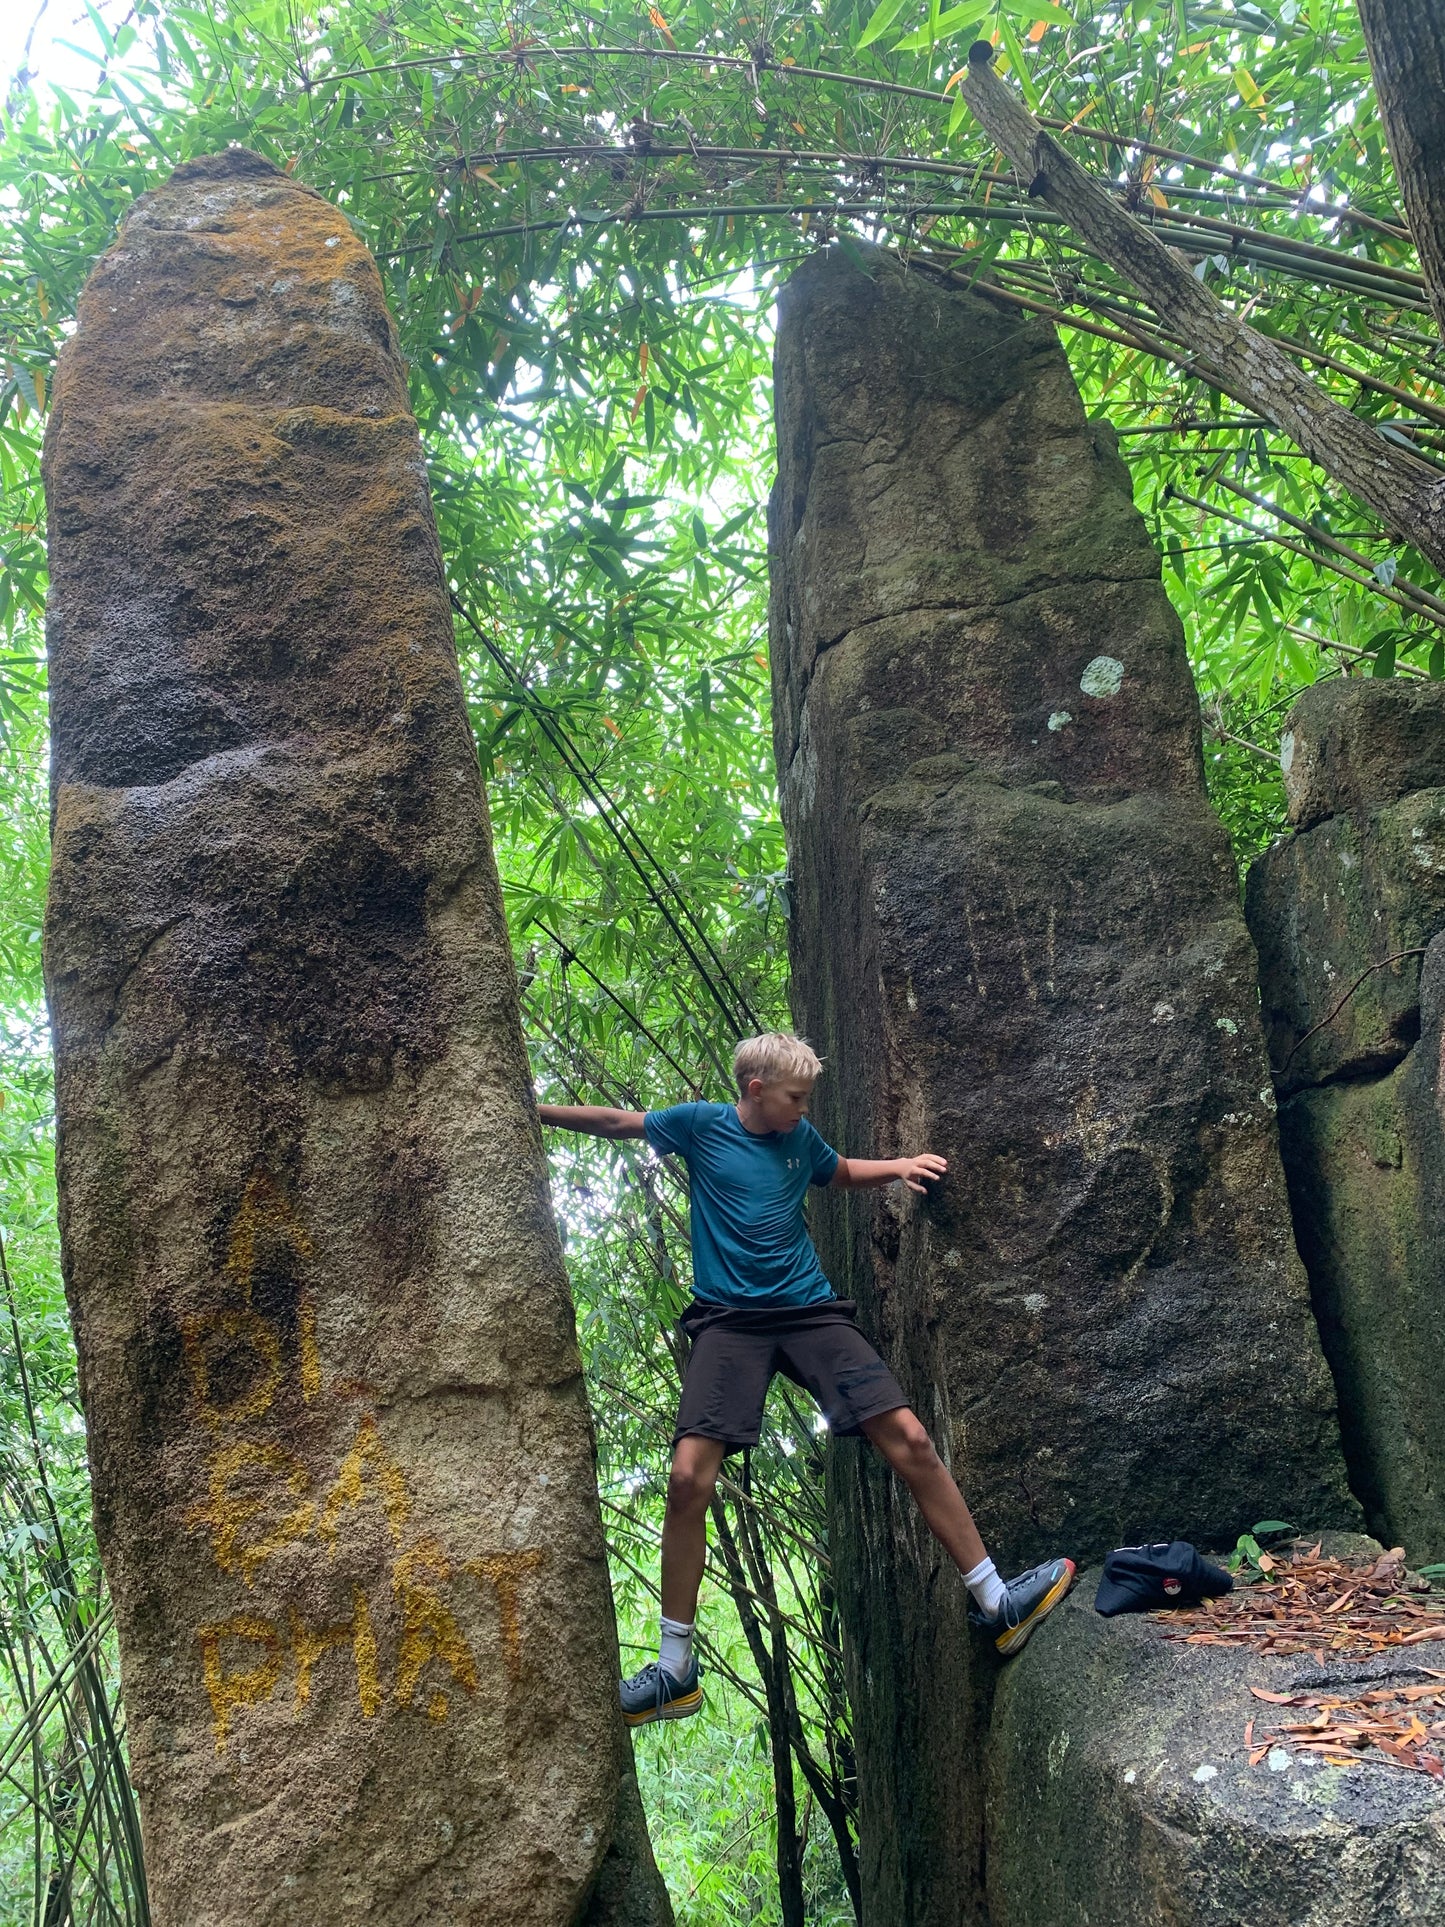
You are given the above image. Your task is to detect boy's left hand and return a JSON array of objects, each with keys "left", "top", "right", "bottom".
[{"left": 898, "top": 1153, "right": 948, "bottom": 1194}]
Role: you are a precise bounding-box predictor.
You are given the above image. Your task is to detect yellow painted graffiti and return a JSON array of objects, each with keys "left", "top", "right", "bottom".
[
  {"left": 197, "top": 1614, "right": 287, "bottom": 1747},
  {"left": 182, "top": 1306, "right": 283, "bottom": 1429},
  {"left": 316, "top": 1413, "right": 412, "bottom": 1551},
  {"left": 465, "top": 1549, "right": 545, "bottom": 1681},
  {"left": 290, "top": 1588, "right": 381, "bottom": 1717},
  {"left": 225, "top": 1167, "right": 315, "bottom": 1290},
  {"left": 189, "top": 1167, "right": 546, "bottom": 1748},
  {"left": 184, "top": 1169, "right": 321, "bottom": 1426},
  {"left": 394, "top": 1536, "right": 479, "bottom": 1723},
  {"left": 187, "top": 1438, "right": 315, "bottom": 1584}
]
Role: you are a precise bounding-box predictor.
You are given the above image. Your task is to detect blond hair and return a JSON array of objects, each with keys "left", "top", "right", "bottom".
[{"left": 732, "top": 1031, "right": 824, "bottom": 1095}]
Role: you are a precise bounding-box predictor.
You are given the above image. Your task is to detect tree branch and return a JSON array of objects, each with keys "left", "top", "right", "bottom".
[
  {"left": 959, "top": 41, "right": 1445, "bottom": 577},
  {"left": 1359, "top": 0, "right": 1445, "bottom": 339}
]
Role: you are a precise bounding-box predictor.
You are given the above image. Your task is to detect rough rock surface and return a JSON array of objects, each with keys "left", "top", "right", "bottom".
[
  {"left": 1248, "top": 681, "right": 1445, "bottom": 1564},
  {"left": 988, "top": 1567, "right": 1445, "bottom": 1927},
  {"left": 43, "top": 151, "right": 670, "bottom": 1927},
  {"left": 768, "top": 246, "right": 1357, "bottom": 1924}
]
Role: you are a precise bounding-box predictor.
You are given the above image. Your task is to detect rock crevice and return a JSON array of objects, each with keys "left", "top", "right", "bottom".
[{"left": 1248, "top": 678, "right": 1445, "bottom": 1566}]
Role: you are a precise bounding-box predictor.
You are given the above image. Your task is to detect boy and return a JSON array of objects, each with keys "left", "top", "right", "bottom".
[{"left": 537, "top": 1031, "right": 1074, "bottom": 1727}]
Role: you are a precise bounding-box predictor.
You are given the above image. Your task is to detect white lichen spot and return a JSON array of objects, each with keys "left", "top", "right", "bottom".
[
  {"left": 906, "top": 982, "right": 918, "bottom": 1013},
  {"left": 943, "top": 1249, "right": 963, "bottom": 1270},
  {"left": 1191, "top": 1764, "right": 1218, "bottom": 1784},
  {"left": 1290, "top": 1778, "right": 1315, "bottom": 1804},
  {"left": 1339, "top": 847, "right": 1357, "bottom": 870},
  {"left": 1267, "top": 1747, "right": 1292, "bottom": 1772},
  {"left": 1047, "top": 1731, "right": 1071, "bottom": 1778},
  {"left": 1259, "top": 1088, "right": 1277, "bottom": 1112},
  {"left": 325, "top": 235, "right": 340, "bottom": 247},
  {"left": 1123, "top": 1769, "right": 1137, "bottom": 1785},
  {"left": 1080, "top": 655, "right": 1124, "bottom": 699},
  {"left": 1279, "top": 731, "right": 1295, "bottom": 776},
  {"left": 1047, "top": 710, "right": 1073, "bottom": 732},
  {"left": 1216, "top": 1017, "right": 1238, "bottom": 1035},
  {"left": 1023, "top": 1293, "right": 1049, "bottom": 1315},
  {"left": 1152, "top": 1001, "right": 1175, "bottom": 1023}
]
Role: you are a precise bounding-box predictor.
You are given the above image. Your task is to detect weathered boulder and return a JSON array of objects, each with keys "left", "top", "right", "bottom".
[
  {"left": 1279, "top": 677, "right": 1445, "bottom": 832},
  {"left": 988, "top": 1567, "right": 1445, "bottom": 1927},
  {"left": 768, "top": 245, "right": 1357, "bottom": 1924},
  {"left": 43, "top": 150, "right": 670, "bottom": 1927},
  {"left": 1248, "top": 680, "right": 1445, "bottom": 1564}
]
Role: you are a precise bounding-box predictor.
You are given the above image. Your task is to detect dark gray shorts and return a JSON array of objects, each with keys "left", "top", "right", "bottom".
[{"left": 673, "top": 1298, "right": 908, "bottom": 1451}]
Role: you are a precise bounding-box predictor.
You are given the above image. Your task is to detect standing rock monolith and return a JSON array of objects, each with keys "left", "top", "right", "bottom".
[
  {"left": 1247, "top": 679, "right": 1445, "bottom": 1565},
  {"left": 43, "top": 150, "right": 671, "bottom": 1927},
  {"left": 769, "top": 246, "right": 1358, "bottom": 1925}
]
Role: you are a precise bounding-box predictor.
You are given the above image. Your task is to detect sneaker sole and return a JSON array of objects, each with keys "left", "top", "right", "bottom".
[
  {"left": 996, "top": 1559, "right": 1077, "bottom": 1656},
  {"left": 623, "top": 1687, "right": 704, "bottom": 1728}
]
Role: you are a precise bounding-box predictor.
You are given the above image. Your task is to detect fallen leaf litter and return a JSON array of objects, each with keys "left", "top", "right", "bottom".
[{"left": 1152, "top": 1544, "right": 1445, "bottom": 1780}]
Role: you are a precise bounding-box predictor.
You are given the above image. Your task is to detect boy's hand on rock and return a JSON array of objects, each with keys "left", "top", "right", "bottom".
[{"left": 899, "top": 1153, "right": 948, "bottom": 1194}]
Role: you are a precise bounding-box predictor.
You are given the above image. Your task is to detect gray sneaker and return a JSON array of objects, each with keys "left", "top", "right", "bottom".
[
  {"left": 969, "top": 1557, "right": 1076, "bottom": 1655},
  {"left": 619, "top": 1657, "right": 703, "bottom": 1727}
]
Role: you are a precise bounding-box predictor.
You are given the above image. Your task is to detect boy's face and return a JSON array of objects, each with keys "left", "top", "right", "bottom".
[{"left": 744, "top": 1076, "right": 815, "bottom": 1133}]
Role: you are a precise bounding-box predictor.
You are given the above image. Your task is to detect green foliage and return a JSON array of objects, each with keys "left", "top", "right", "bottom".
[
  {"left": 0, "top": 1, "right": 1440, "bottom": 1919},
  {"left": 1226, "top": 1519, "right": 1298, "bottom": 1576}
]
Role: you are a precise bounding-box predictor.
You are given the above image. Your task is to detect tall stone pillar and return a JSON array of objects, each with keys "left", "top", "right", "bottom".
[
  {"left": 768, "top": 247, "right": 1356, "bottom": 1924},
  {"left": 1246, "top": 680, "right": 1445, "bottom": 1565},
  {"left": 43, "top": 151, "right": 670, "bottom": 1927}
]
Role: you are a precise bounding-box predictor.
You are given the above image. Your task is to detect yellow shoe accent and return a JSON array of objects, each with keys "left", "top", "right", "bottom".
[
  {"left": 996, "top": 1558, "right": 1076, "bottom": 1656},
  {"left": 624, "top": 1686, "right": 704, "bottom": 1728}
]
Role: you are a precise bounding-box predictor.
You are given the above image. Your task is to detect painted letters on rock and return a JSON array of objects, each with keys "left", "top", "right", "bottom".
[{"left": 43, "top": 151, "right": 669, "bottom": 1927}]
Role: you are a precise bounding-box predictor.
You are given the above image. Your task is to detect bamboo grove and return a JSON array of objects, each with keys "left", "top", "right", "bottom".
[{"left": 2, "top": 2, "right": 1443, "bottom": 1919}]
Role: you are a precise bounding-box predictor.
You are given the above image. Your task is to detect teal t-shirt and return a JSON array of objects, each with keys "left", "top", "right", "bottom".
[{"left": 643, "top": 1101, "right": 840, "bottom": 1306}]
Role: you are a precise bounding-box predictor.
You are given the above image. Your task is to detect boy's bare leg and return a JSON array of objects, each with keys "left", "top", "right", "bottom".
[
  {"left": 861, "top": 1406, "right": 988, "bottom": 1575},
  {"left": 659, "top": 1434, "right": 728, "bottom": 1623}
]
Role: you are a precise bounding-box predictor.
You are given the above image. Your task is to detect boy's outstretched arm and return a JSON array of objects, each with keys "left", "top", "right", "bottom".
[
  {"left": 832, "top": 1153, "right": 947, "bottom": 1196},
  {"left": 536, "top": 1103, "right": 647, "bottom": 1140}
]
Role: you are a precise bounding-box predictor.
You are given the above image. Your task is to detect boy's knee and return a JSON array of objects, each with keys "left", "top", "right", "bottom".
[
  {"left": 666, "top": 1460, "right": 719, "bottom": 1516},
  {"left": 874, "top": 1409, "right": 941, "bottom": 1476}
]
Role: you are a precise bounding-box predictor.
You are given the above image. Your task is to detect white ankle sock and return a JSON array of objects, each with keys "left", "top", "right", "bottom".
[
  {"left": 659, "top": 1616, "right": 695, "bottom": 1679},
  {"left": 964, "top": 1557, "right": 1007, "bottom": 1619}
]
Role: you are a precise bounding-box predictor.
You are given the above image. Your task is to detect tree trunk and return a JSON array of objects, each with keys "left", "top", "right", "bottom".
[
  {"left": 42, "top": 148, "right": 670, "bottom": 1927},
  {"left": 1359, "top": 0, "right": 1445, "bottom": 340},
  {"left": 959, "top": 42, "right": 1445, "bottom": 574},
  {"left": 709, "top": 1498, "right": 807, "bottom": 1927}
]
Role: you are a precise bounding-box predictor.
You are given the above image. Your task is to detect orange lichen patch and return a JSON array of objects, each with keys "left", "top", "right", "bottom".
[{"left": 1157, "top": 1545, "right": 1445, "bottom": 1660}]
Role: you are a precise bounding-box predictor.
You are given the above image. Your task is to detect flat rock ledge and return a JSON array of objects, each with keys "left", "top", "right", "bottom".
[{"left": 987, "top": 1569, "right": 1445, "bottom": 1927}]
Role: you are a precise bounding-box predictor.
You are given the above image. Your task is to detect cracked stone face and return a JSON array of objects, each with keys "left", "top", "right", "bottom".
[
  {"left": 1248, "top": 680, "right": 1445, "bottom": 1566},
  {"left": 42, "top": 150, "right": 669, "bottom": 1927},
  {"left": 767, "top": 245, "right": 1357, "bottom": 1927}
]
